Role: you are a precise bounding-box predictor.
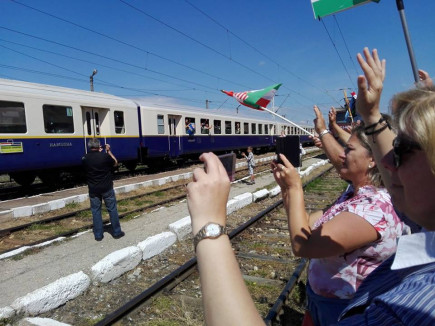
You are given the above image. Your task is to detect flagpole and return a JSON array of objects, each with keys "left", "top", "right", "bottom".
[
  {"left": 260, "top": 106, "right": 315, "bottom": 137},
  {"left": 343, "top": 90, "right": 354, "bottom": 123},
  {"left": 396, "top": 0, "right": 419, "bottom": 83}
]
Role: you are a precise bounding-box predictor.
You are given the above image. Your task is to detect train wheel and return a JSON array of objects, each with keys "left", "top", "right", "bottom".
[
  {"left": 38, "top": 171, "right": 61, "bottom": 185},
  {"left": 124, "top": 161, "right": 137, "bottom": 171},
  {"left": 10, "top": 172, "right": 36, "bottom": 187}
]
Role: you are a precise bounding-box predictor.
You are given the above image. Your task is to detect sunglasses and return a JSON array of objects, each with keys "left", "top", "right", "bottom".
[{"left": 392, "top": 136, "right": 421, "bottom": 168}]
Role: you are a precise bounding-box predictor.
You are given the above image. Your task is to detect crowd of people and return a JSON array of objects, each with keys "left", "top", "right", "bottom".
[{"left": 186, "top": 47, "right": 434, "bottom": 325}]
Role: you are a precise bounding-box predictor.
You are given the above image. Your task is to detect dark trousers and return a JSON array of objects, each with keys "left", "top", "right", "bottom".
[{"left": 90, "top": 189, "right": 122, "bottom": 238}]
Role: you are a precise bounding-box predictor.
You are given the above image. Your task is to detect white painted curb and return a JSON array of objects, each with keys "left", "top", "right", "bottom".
[
  {"left": 91, "top": 246, "right": 142, "bottom": 283},
  {"left": 18, "top": 317, "right": 72, "bottom": 326},
  {"left": 11, "top": 271, "right": 90, "bottom": 315},
  {"left": 138, "top": 232, "right": 177, "bottom": 260}
]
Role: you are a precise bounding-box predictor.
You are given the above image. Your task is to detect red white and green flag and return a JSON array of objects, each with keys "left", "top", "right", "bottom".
[
  {"left": 221, "top": 83, "right": 282, "bottom": 111},
  {"left": 311, "top": 0, "right": 380, "bottom": 19}
]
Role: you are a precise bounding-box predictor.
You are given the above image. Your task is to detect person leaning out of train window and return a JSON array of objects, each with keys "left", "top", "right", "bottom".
[
  {"left": 186, "top": 118, "right": 196, "bottom": 136},
  {"left": 82, "top": 138, "right": 125, "bottom": 241},
  {"left": 201, "top": 120, "right": 213, "bottom": 135},
  {"left": 271, "top": 122, "right": 406, "bottom": 326},
  {"left": 235, "top": 122, "right": 241, "bottom": 134},
  {"left": 335, "top": 47, "right": 435, "bottom": 326}
]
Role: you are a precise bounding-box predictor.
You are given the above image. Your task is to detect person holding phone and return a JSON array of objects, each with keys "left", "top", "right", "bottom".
[
  {"left": 82, "top": 138, "right": 125, "bottom": 241},
  {"left": 271, "top": 123, "right": 406, "bottom": 325}
]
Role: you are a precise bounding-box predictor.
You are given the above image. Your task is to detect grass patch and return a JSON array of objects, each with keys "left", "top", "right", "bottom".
[
  {"left": 150, "top": 191, "right": 165, "bottom": 197},
  {"left": 76, "top": 210, "right": 91, "bottom": 218},
  {"left": 65, "top": 202, "right": 80, "bottom": 209}
]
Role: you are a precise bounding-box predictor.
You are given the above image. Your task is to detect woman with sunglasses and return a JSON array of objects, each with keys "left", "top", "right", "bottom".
[
  {"left": 334, "top": 48, "right": 435, "bottom": 324},
  {"left": 270, "top": 118, "right": 407, "bottom": 325}
]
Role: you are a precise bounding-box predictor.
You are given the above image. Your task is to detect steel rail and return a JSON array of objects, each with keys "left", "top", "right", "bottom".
[{"left": 93, "top": 166, "right": 334, "bottom": 325}]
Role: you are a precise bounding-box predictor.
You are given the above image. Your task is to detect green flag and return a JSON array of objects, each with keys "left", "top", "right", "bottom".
[
  {"left": 311, "top": 0, "right": 380, "bottom": 19},
  {"left": 221, "top": 84, "right": 282, "bottom": 111}
]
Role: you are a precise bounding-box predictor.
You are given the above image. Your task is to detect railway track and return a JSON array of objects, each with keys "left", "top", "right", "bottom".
[
  {"left": 0, "top": 159, "right": 287, "bottom": 257},
  {"left": 32, "top": 167, "right": 347, "bottom": 325}
]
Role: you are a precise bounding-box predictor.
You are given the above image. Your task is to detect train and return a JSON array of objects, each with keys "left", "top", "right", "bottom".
[{"left": 0, "top": 78, "right": 314, "bottom": 186}]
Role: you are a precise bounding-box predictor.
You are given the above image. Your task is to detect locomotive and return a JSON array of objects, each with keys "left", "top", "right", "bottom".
[{"left": 0, "top": 78, "right": 314, "bottom": 186}]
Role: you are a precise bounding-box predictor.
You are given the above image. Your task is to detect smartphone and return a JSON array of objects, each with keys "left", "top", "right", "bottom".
[
  {"left": 205, "top": 153, "right": 236, "bottom": 181},
  {"left": 275, "top": 135, "right": 302, "bottom": 167}
]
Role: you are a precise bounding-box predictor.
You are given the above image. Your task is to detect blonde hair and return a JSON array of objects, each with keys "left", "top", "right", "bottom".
[{"left": 391, "top": 87, "right": 435, "bottom": 175}]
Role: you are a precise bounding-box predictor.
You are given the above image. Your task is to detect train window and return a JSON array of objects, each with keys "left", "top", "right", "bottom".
[
  {"left": 225, "top": 121, "right": 231, "bottom": 134},
  {"left": 43, "top": 105, "right": 74, "bottom": 134},
  {"left": 265, "top": 124, "right": 269, "bottom": 135},
  {"left": 258, "top": 124, "right": 263, "bottom": 134},
  {"left": 201, "top": 118, "right": 211, "bottom": 134},
  {"left": 85, "top": 112, "right": 92, "bottom": 135},
  {"left": 95, "top": 112, "right": 100, "bottom": 135},
  {"left": 157, "top": 114, "right": 164, "bottom": 134},
  {"left": 251, "top": 123, "right": 256, "bottom": 134},
  {"left": 273, "top": 125, "right": 276, "bottom": 134},
  {"left": 0, "top": 100, "right": 27, "bottom": 133},
  {"left": 235, "top": 122, "right": 241, "bottom": 134},
  {"left": 115, "top": 111, "right": 125, "bottom": 134},
  {"left": 243, "top": 122, "right": 249, "bottom": 134},
  {"left": 213, "top": 120, "right": 221, "bottom": 134},
  {"left": 185, "top": 117, "right": 196, "bottom": 135}
]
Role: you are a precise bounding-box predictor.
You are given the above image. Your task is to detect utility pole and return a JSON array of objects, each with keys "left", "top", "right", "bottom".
[
  {"left": 90, "top": 69, "right": 98, "bottom": 92},
  {"left": 205, "top": 99, "right": 209, "bottom": 110}
]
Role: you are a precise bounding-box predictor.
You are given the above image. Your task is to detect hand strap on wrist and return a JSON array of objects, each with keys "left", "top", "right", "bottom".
[{"left": 319, "top": 129, "right": 331, "bottom": 139}]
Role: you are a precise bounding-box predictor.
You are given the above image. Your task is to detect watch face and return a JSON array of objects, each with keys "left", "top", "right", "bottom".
[{"left": 205, "top": 224, "right": 220, "bottom": 237}]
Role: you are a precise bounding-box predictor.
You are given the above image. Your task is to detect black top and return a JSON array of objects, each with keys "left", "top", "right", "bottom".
[{"left": 82, "top": 151, "right": 115, "bottom": 196}]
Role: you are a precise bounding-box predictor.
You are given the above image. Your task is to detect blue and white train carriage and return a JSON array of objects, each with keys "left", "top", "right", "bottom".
[{"left": 0, "top": 78, "right": 314, "bottom": 186}]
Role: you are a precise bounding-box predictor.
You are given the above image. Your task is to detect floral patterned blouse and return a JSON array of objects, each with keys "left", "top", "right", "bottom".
[{"left": 308, "top": 185, "right": 405, "bottom": 299}]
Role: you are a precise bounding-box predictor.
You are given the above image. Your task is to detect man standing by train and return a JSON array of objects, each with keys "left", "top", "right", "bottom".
[{"left": 82, "top": 138, "right": 125, "bottom": 241}]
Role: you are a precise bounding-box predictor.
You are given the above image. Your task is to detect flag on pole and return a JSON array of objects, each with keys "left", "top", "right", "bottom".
[
  {"left": 221, "top": 83, "right": 282, "bottom": 111},
  {"left": 311, "top": 0, "right": 380, "bottom": 19}
]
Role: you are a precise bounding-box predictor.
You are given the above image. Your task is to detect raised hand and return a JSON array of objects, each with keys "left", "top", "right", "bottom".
[
  {"left": 418, "top": 69, "right": 433, "bottom": 88},
  {"left": 313, "top": 105, "right": 327, "bottom": 135},
  {"left": 328, "top": 107, "right": 337, "bottom": 125},
  {"left": 356, "top": 48, "right": 386, "bottom": 122},
  {"left": 187, "top": 152, "right": 230, "bottom": 234}
]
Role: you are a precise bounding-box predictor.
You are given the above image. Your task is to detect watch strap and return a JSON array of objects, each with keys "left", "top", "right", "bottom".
[{"left": 193, "top": 223, "right": 227, "bottom": 251}]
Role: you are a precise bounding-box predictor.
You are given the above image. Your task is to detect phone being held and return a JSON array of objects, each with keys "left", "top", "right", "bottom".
[
  {"left": 275, "top": 135, "right": 302, "bottom": 167},
  {"left": 205, "top": 153, "right": 236, "bottom": 182}
]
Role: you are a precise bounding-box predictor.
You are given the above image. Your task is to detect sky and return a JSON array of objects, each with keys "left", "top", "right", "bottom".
[{"left": 1, "top": 0, "right": 434, "bottom": 124}]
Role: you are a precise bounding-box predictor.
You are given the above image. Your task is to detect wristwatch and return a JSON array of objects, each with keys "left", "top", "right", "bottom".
[{"left": 193, "top": 222, "right": 227, "bottom": 251}]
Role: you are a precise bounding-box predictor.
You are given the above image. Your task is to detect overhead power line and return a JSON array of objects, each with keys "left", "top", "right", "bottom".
[
  {"left": 320, "top": 19, "right": 356, "bottom": 89},
  {"left": 183, "top": 0, "right": 341, "bottom": 107},
  {"left": 9, "top": 0, "right": 253, "bottom": 91}
]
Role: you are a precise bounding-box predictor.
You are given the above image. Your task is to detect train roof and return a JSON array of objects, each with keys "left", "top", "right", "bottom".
[{"left": 0, "top": 78, "right": 136, "bottom": 108}]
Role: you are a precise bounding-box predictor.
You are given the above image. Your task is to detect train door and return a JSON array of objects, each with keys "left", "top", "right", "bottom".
[
  {"left": 168, "top": 114, "right": 181, "bottom": 157},
  {"left": 82, "top": 107, "right": 109, "bottom": 153}
]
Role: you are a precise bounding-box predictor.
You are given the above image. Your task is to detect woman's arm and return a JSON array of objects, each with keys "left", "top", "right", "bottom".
[
  {"left": 187, "top": 153, "right": 263, "bottom": 326},
  {"left": 329, "top": 107, "right": 351, "bottom": 145},
  {"left": 272, "top": 154, "right": 379, "bottom": 258},
  {"left": 356, "top": 48, "right": 395, "bottom": 191},
  {"left": 313, "top": 105, "right": 345, "bottom": 172}
]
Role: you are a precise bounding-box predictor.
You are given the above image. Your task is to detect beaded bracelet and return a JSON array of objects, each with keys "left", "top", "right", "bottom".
[{"left": 364, "top": 116, "right": 391, "bottom": 143}]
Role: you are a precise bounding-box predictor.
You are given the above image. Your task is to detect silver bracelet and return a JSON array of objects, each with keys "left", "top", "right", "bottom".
[{"left": 319, "top": 129, "right": 331, "bottom": 139}]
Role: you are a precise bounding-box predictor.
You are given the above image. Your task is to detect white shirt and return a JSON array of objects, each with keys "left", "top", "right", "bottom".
[{"left": 391, "top": 230, "right": 435, "bottom": 270}]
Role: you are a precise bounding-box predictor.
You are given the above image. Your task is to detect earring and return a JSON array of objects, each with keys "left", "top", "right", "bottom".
[{"left": 368, "top": 164, "right": 373, "bottom": 168}]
